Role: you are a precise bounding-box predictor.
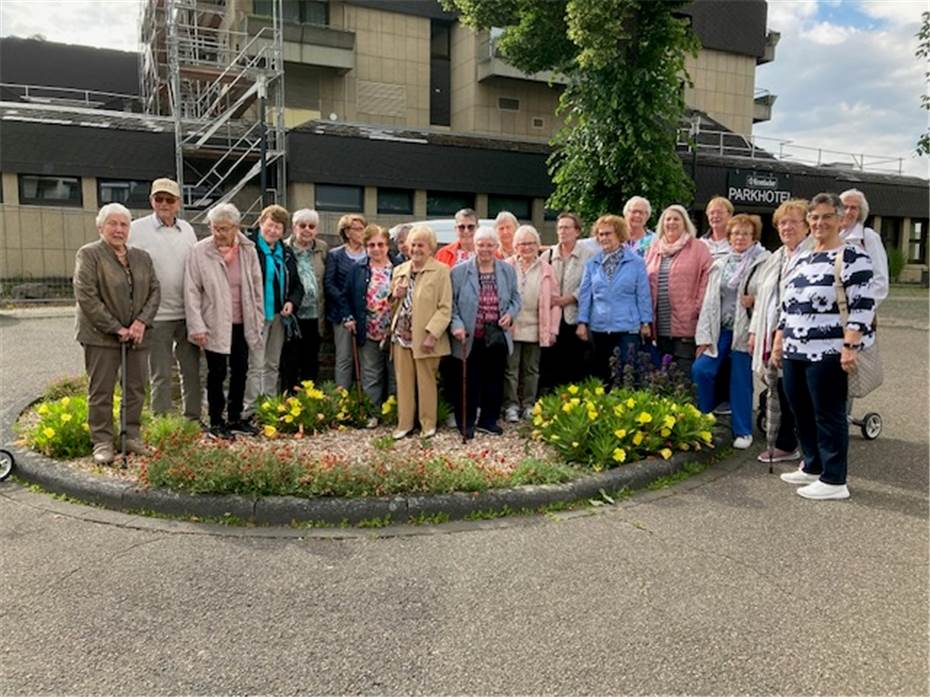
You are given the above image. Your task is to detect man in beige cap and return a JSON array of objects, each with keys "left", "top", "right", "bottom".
[{"left": 129, "top": 177, "right": 202, "bottom": 421}]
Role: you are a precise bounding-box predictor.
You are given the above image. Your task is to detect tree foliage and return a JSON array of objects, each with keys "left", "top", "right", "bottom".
[
  {"left": 916, "top": 11, "right": 930, "bottom": 156},
  {"left": 444, "top": 0, "right": 699, "bottom": 221}
]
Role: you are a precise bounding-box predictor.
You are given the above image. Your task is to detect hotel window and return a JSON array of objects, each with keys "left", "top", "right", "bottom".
[
  {"left": 315, "top": 184, "right": 363, "bottom": 212},
  {"left": 488, "top": 195, "right": 531, "bottom": 220},
  {"left": 98, "top": 179, "right": 151, "bottom": 208},
  {"left": 18, "top": 174, "right": 82, "bottom": 207},
  {"left": 377, "top": 188, "right": 413, "bottom": 215},
  {"left": 910, "top": 219, "right": 927, "bottom": 264},
  {"left": 426, "top": 191, "right": 473, "bottom": 217},
  {"left": 254, "top": 0, "right": 328, "bottom": 25}
]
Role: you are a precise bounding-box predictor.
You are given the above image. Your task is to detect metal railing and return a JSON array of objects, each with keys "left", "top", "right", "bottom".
[{"left": 0, "top": 83, "right": 145, "bottom": 112}]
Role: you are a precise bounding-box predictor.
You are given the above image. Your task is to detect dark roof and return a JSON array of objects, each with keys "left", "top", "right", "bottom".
[
  {"left": 681, "top": 0, "right": 768, "bottom": 59},
  {"left": 0, "top": 37, "right": 139, "bottom": 96},
  {"left": 343, "top": 0, "right": 458, "bottom": 21},
  {"left": 0, "top": 120, "right": 175, "bottom": 179}
]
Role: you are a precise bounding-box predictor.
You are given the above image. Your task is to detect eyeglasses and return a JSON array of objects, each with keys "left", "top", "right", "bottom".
[
  {"left": 729, "top": 230, "right": 753, "bottom": 237},
  {"left": 807, "top": 212, "right": 837, "bottom": 223},
  {"left": 366, "top": 241, "right": 387, "bottom": 248},
  {"left": 456, "top": 223, "right": 477, "bottom": 231},
  {"left": 516, "top": 241, "right": 538, "bottom": 247},
  {"left": 295, "top": 222, "right": 317, "bottom": 229},
  {"left": 153, "top": 195, "right": 177, "bottom": 204}
]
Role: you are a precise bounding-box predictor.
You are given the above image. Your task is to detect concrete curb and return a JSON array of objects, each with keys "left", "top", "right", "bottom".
[{"left": 4, "top": 394, "right": 732, "bottom": 526}]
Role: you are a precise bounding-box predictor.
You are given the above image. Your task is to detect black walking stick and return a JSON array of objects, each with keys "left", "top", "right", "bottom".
[
  {"left": 120, "top": 340, "right": 129, "bottom": 468},
  {"left": 460, "top": 336, "right": 468, "bottom": 444},
  {"left": 350, "top": 333, "right": 364, "bottom": 402}
]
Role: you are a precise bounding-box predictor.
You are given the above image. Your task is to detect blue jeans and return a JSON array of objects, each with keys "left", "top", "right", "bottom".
[
  {"left": 692, "top": 329, "right": 753, "bottom": 437},
  {"left": 591, "top": 331, "right": 640, "bottom": 387},
  {"left": 782, "top": 355, "right": 849, "bottom": 485}
]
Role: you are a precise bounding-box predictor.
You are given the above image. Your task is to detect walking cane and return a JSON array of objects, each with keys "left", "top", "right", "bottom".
[
  {"left": 460, "top": 335, "right": 468, "bottom": 444},
  {"left": 120, "top": 340, "right": 129, "bottom": 468},
  {"left": 350, "top": 335, "right": 363, "bottom": 402}
]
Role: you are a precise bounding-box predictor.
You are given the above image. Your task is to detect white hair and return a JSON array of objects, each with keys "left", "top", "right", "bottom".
[
  {"left": 839, "top": 188, "right": 869, "bottom": 222},
  {"left": 657, "top": 205, "right": 697, "bottom": 239},
  {"left": 474, "top": 226, "right": 499, "bottom": 246},
  {"left": 495, "top": 210, "right": 518, "bottom": 228},
  {"left": 514, "top": 224, "right": 540, "bottom": 245},
  {"left": 207, "top": 203, "right": 241, "bottom": 227},
  {"left": 95, "top": 203, "right": 132, "bottom": 228},
  {"left": 623, "top": 195, "right": 653, "bottom": 221},
  {"left": 292, "top": 208, "right": 319, "bottom": 226}
]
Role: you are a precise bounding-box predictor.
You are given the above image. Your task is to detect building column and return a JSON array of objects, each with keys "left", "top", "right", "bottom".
[
  {"left": 475, "top": 193, "right": 488, "bottom": 218},
  {"left": 288, "top": 182, "right": 314, "bottom": 211},
  {"left": 413, "top": 190, "right": 427, "bottom": 218},
  {"left": 364, "top": 186, "right": 377, "bottom": 218},
  {"left": 81, "top": 177, "right": 97, "bottom": 212},
  {"left": 1, "top": 173, "right": 18, "bottom": 203},
  {"left": 902, "top": 217, "right": 913, "bottom": 262}
]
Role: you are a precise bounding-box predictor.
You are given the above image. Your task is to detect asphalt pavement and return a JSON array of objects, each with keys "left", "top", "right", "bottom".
[{"left": 0, "top": 298, "right": 927, "bottom": 696}]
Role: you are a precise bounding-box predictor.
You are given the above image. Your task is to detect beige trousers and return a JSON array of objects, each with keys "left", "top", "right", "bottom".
[
  {"left": 392, "top": 345, "right": 440, "bottom": 433},
  {"left": 84, "top": 344, "right": 148, "bottom": 445}
]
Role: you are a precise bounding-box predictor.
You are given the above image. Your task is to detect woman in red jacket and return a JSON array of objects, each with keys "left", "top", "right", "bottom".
[{"left": 644, "top": 204, "right": 712, "bottom": 377}]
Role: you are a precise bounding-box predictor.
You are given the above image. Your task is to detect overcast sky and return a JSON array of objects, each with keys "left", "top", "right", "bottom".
[{"left": 1, "top": 0, "right": 927, "bottom": 178}]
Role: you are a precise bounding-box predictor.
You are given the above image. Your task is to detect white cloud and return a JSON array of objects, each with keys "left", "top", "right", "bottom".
[
  {"left": 757, "top": 0, "right": 928, "bottom": 179},
  {"left": 0, "top": 0, "right": 141, "bottom": 52}
]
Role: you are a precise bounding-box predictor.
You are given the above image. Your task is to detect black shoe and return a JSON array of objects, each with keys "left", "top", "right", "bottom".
[
  {"left": 476, "top": 423, "right": 503, "bottom": 436},
  {"left": 229, "top": 419, "right": 260, "bottom": 436},
  {"left": 207, "top": 423, "right": 234, "bottom": 440}
]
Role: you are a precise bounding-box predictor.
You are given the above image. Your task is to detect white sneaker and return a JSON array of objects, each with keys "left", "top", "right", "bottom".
[
  {"left": 733, "top": 434, "right": 753, "bottom": 449},
  {"left": 797, "top": 480, "right": 850, "bottom": 500},
  {"left": 522, "top": 407, "right": 534, "bottom": 421},
  {"left": 780, "top": 469, "right": 820, "bottom": 485},
  {"left": 505, "top": 406, "right": 519, "bottom": 423},
  {"left": 445, "top": 413, "right": 457, "bottom": 429}
]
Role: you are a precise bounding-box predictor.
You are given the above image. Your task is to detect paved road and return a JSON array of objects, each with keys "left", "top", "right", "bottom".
[{"left": 1, "top": 302, "right": 927, "bottom": 695}]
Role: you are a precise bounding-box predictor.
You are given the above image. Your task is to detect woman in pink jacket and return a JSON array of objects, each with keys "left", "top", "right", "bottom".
[
  {"left": 644, "top": 205, "right": 712, "bottom": 378},
  {"left": 503, "top": 225, "right": 561, "bottom": 421}
]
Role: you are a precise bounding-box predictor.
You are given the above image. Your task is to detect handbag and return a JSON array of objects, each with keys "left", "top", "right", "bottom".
[
  {"left": 483, "top": 322, "right": 508, "bottom": 349},
  {"left": 833, "top": 251, "right": 882, "bottom": 398},
  {"left": 281, "top": 314, "right": 302, "bottom": 343}
]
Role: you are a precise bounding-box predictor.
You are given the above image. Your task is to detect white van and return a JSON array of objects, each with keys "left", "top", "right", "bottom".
[{"left": 389, "top": 218, "right": 497, "bottom": 245}]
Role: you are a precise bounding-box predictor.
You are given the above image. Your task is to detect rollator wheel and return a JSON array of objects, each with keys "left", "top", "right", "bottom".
[
  {"left": 0, "top": 449, "right": 14, "bottom": 482},
  {"left": 861, "top": 413, "right": 882, "bottom": 440},
  {"left": 756, "top": 410, "right": 767, "bottom": 435}
]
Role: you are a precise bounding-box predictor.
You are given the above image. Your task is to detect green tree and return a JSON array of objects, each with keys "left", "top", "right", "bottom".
[
  {"left": 916, "top": 11, "right": 930, "bottom": 156},
  {"left": 444, "top": 0, "right": 699, "bottom": 221}
]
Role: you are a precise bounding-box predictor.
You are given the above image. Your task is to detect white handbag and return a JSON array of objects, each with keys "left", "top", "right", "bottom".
[{"left": 833, "top": 252, "right": 883, "bottom": 398}]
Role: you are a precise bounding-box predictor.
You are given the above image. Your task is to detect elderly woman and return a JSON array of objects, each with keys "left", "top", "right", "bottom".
[
  {"left": 74, "top": 203, "right": 160, "bottom": 464},
  {"left": 185, "top": 203, "right": 264, "bottom": 439},
  {"left": 345, "top": 224, "right": 395, "bottom": 426},
  {"left": 495, "top": 210, "right": 518, "bottom": 258},
  {"left": 702, "top": 196, "right": 734, "bottom": 260},
  {"left": 623, "top": 196, "right": 656, "bottom": 256},
  {"left": 693, "top": 214, "right": 771, "bottom": 449},
  {"left": 325, "top": 213, "right": 368, "bottom": 389},
  {"left": 576, "top": 215, "right": 652, "bottom": 386},
  {"left": 644, "top": 205, "right": 712, "bottom": 377},
  {"left": 748, "top": 199, "right": 812, "bottom": 464},
  {"left": 840, "top": 188, "right": 889, "bottom": 307},
  {"left": 244, "top": 204, "right": 304, "bottom": 418},
  {"left": 503, "top": 225, "right": 560, "bottom": 421},
  {"left": 391, "top": 223, "right": 413, "bottom": 264},
  {"left": 772, "top": 193, "right": 875, "bottom": 500},
  {"left": 281, "top": 208, "right": 328, "bottom": 391},
  {"left": 450, "top": 226, "right": 521, "bottom": 438},
  {"left": 436, "top": 208, "right": 478, "bottom": 267},
  {"left": 389, "top": 225, "right": 452, "bottom": 439}
]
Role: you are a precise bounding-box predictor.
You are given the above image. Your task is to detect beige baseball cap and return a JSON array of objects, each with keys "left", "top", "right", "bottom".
[{"left": 150, "top": 178, "right": 181, "bottom": 198}]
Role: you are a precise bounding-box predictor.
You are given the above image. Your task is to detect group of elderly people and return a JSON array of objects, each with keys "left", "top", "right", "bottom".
[{"left": 76, "top": 181, "right": 884, "bottom": 499}]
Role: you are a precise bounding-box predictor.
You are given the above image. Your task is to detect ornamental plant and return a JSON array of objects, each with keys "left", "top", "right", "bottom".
[
  {"left": 254, "top": 380, "right": 374, "bottom": 438},
  {"left": 25, "top": 395, "right": 93, "bottom": 459},
  {"left": 531, "top": 379, "right": 715, "bottom": 469}
]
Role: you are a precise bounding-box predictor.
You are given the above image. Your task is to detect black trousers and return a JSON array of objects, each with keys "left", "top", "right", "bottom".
[
  {"left": 205, "top": 323, "right": 249, "bottom": 427},
  {"left": 280, "top": 318, "right": 321, "bottom": 393},
  {"left": 450, "top": 339, "right": 508, "bottom": 432},
  {"left": 539, "top": 319, "right": 591, "bottom": 393}
]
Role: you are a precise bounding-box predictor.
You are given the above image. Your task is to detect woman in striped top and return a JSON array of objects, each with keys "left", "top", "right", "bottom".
[{"left": 772, "top": 192, "right": 875, "bottom": 501}]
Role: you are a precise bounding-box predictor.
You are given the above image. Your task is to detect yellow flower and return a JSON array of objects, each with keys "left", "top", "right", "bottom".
[
  {"left": 61, "top": 396, "right": 71, "bottom": 407},
  {"left": 532, "top": 416, "right": 543, "bottom": 427},
  {"left": 283, "top": 415, "right": 294, "bottom": 423},
  {"left": 612, "top": 448, "right": 626, "bottom": 463},
  {"left": 586, "top": 409, "right": 598, "bottom": 421},
  {"left": 338, "top": 425, "right": 347, "bottom": 431},
  {"left": 562, "top": 402, "right": 574, "bottom": 413},
  {"left": 532, "top": 403, "right": 542, "bottom": 416},
  {"left": 549, "top": 434, "right": 560, "bottom": 441},
  {"left": 567, "top": 385, "right": 579, "bottom": 395},
  {"left": 613, "top": 405, "right": 624, "bottom": 417},
  {"left": 663, "top": 415, "right": 676, "bottom": 429},
  {"left": 290, "top": 407, "right": 301, "bottom": 417},
  {"left": 570, "top": 398, "right": 580, "bottom": 406},
  {"left": 336, "top": 411, "right": 347, "bottom": 420},
  {"left": 261, "top": 400, "right": 272, "bottom": 410},
  {"left": 37, "top": 404, "right": 49, "bottom": 415},
  {"left": 262, "top": 425, "right": 277, "bottom": 438},
  {"left": 659, "top": 448, "right": 673, "bottom": 460},
  {"left": 707, "top": 413, "right": 716, "bottom": 424},
  {"left": 699, "top": 430, "right": 713, "bottom": 443},
  {"left": 626, "top": 398, "right": 635, "bottom": 408},
  {"left": 43, "top": 427, "right": 56, "bottom": 438},
  {"left": 594, "top": 386, "right": 605, "bottom": 396},
  {"left": 632, "top": 431, "right": 644, "bottom": 446},
  {"left": 660, "top": 428, "right": 671, "bottom": 437},
  {"left": 276, "top": 404, "right": 287, "bottom": 413},
  {"left": 636, "top": 412, "right": 653, "bottom": 424},
  {"left": 680, "top": 443, "right": 690, "bottom": 451},
  {"left": 571, "top": 441, "right": 579, "bottom": 448},
  {"left": 613, "top": 428, "right": 627, "bottom": 439},
  {"left": 381, "top": 402, "right": 393, "bottom": 416}
]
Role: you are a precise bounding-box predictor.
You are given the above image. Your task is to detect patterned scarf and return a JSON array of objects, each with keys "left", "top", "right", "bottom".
[
  {"left": 654, "top": 231, "right": 691, "bottom": 257},
  {"left": 724, "top": 242, "right": 765, "bottom": 290}
]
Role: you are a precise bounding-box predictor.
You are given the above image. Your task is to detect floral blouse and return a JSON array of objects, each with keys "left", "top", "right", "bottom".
[{"left": 365, "top": 265, "right": 393, "bottom": 342}]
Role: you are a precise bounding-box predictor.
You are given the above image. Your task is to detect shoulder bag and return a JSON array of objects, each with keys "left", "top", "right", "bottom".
[{"left": 834, "top": 251, "right": 882, "bottom": 398}]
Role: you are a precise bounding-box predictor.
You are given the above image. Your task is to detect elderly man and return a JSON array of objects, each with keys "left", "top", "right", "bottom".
[
  {"left": 436, "top": 208, "right": 478, "bottom": 267},
  {"left": 840, "top": 188, "right": 889, "bottom": 307},
  {"left": 129, "top": 177, "right": 201, "bottom": 422}
]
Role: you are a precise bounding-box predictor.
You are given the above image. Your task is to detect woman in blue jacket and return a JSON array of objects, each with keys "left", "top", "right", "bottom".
[{"left": 576, "top": 214, "right": 653, "bottom": 386}]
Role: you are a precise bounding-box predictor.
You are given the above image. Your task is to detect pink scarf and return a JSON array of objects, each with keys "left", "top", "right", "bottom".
[{"left": 653, "top": 232, "right": 692, "bottom": 257}]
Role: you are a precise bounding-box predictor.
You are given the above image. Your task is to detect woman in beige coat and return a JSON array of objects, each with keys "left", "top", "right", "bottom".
[
  {"left": 184, "top": 203, "right": 264, "bottom": 438},
  {"left": 74, "top": 203, "right": 160, "bottom": 465},
  {"left": 504, "top": 224, "right": 560, "bottom": 421},
  {"left": 389, "top": 224, "right": 452, "bottom": 439}
]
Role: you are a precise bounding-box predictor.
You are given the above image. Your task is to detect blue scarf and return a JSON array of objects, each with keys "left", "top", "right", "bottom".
[{"left": 257, "top": 235, "right": 285, "bottom": 321}]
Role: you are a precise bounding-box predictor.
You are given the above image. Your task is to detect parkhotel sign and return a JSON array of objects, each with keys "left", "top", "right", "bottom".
[{"left": 727, "top": 169, "right": 792, "bottom": 206}]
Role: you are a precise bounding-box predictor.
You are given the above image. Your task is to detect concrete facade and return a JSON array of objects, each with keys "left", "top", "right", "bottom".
[{"left": 685, "top": 49, "right": 757, "bottom": 137}]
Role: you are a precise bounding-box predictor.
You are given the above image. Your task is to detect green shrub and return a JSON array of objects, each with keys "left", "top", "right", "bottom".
[
  {"left": 25, "top": 395, "right": 93, "bottom": 458},
  {"left": 144, "top": 414, "right": 201, "bottom": 450},
  {"left": 888, "top": 246, "right": 905, "bottom": 283},
  {"left": 531, "top": 378, "right": 716, "bottom": 469},
  {"left": 255, "top": 380, "right": 374, "bottom": 436},
  {"left": 42, "top": 374, "right": 88, "bottom": 401}
]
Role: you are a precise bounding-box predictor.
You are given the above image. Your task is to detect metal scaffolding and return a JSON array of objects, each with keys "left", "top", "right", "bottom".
[{"left": 139, "top": 0, "right": 286, "bottom": 225}]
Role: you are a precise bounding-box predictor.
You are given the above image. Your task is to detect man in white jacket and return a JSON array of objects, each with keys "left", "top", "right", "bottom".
[{"left": 840, "top": 188, "right": 889, "bottom": 307}]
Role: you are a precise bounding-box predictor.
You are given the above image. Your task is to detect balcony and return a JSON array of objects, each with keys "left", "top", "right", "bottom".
[
  {"left": 247, "top": 15, "right": 354, "bottom": 72},
  {"left": 476, "top": 32, "right": 567, "bottom": 86},
  {"left": 757, "top": 30, "right": 780, "bottom": 65},
  {"left": 753, "top": 89, "right": 777, "bottom": 123}
]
